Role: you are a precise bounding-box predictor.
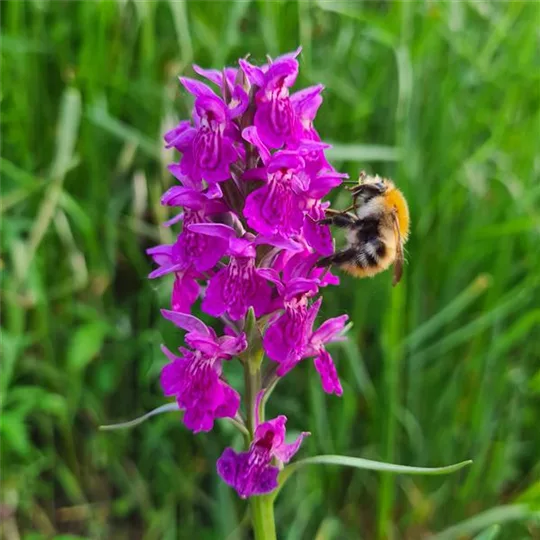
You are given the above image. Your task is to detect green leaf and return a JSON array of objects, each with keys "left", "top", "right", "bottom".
[
  {"left": 274, "top": 455, "right": 472, "bottom": 502},
  {"left": 99, "top": 403, "right": 182, "bottom": 431},
  {"left": 50, "top": 87, "right": 82, "bottom": 179},
  {"left": 66, "top": 321, "right": 109, "bottom": 372}
]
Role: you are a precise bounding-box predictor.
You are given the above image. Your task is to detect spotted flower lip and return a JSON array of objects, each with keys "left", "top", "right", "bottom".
[
  {"left": 217, "top": 408, "right": 309, "bottom": 498},
  {"left": 159, "top": 311, "right": 247, "bottom": 433}
]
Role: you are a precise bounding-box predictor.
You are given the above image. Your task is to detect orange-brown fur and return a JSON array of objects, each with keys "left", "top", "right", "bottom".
[{"left": 383, "top": 185, "right": 410, "bottom": 240}]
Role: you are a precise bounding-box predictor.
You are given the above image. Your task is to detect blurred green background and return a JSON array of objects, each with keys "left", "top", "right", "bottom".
[{"left": 2, "top": 1, "right": 540, "bottom": 539}]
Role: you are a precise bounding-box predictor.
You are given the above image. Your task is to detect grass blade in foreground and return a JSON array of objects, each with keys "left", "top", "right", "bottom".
[{"left": 273, "top": 455, "right": 472, "bottom": 501}]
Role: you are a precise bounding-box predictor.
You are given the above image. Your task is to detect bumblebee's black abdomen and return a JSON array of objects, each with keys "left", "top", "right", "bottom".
[
  {"left": 354, "top": 218, "right": 380, "bottom": 244},
  {"left": 363, "top": 247, "right": 379, "bottom": 267},
  {"left": 356, "top": 238, "right": 386, "bottom": 268},
  {"left": 349, "top": 219, "right": 386, "bottom": 268}
]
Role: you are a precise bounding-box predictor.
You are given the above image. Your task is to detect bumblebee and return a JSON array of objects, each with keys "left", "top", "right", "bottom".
[{"left": 317, "top": 172, "right": 410, "bottom": 286}]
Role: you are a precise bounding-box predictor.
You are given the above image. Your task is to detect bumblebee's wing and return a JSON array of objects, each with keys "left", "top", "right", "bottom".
[{"left": 391, "top": 211, "right": 404, "bottom": 286}]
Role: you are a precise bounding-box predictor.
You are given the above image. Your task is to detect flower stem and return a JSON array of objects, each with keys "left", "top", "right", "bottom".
[
  {"left": 250, "top": 494, "right": 277, "bottom": 540},
  {"left": 244, "top": 366, "right": 261, "bottom": 435}
]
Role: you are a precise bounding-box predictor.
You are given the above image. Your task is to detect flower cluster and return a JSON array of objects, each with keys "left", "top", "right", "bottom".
[{"left": 148, "top": 47, "right": 349, "bottom": 498}]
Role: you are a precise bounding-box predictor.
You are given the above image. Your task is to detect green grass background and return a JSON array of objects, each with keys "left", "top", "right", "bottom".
[{"left": 2, "top": 1, "right": 540, "bottom": 539}]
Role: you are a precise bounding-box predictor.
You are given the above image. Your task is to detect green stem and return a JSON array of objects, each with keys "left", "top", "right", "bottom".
[
  {"left": 244, "top": 346, "right": 276, "bottom": 538},
  {"left": 244, "top": 362, "right": 261, "bottom": 435},
  {"left": 250, "top": 494, "right": 277, "bottom": 540}
]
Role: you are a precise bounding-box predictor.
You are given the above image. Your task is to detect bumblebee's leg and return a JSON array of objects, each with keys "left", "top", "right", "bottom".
[
  {"left": 319, "top": 213, "right": 357, "bottom": 228},
  {"left": 316, "top": 248, "right": 357, "bottom": 267}
]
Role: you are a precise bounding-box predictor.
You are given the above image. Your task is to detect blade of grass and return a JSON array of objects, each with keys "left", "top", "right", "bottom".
[{"left": 15, "top": 87, "right": 81, "bottom": 287}]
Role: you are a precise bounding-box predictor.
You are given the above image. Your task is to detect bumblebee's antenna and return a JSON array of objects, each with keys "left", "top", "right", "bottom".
[{"left": 341, "top": 171, "right": 368, "bottom": 186}]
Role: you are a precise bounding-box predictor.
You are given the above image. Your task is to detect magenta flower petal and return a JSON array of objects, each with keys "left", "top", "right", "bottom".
[
  {"left": 272, "top": 46, "right": 303, "bottom": 63},
  {"left": 252, "top": 56, "right": 299, "bottom": 149},
  {"left": 308, "top": 170, "right": 349, "bottom": 199},
  {"left": 192, "top": 65, "right": 225, "bottom": 86},
  {"left": 238, "top": 58, "right": 265, "bottom": 87},
  {"left": 229, "top": 85, "right": 249, "bottom": 118},
  {"left": 282, "top": 278, "right": 319, "bottom": 301},
  {"left": 161, "top": 186, "right": 208, "bottom": 209},
  {"left": 290, "top": 84, "right": 324, "bottom": 122},
  {"left": 164, "top": 121, "right": 195, "bottom": 149},
  {"left": 161, "top": 309, "right": 210, "bottom": 336},
  {"left": 242, "top": 126, "right": 271, "bottom": 165},
  {"left": 304, "top": 205, "right": 334, "bottom": 256},
  {"left": 159, "top": 313, "right": 245, "bottom": 434},
  {"left": 167, "top": 163, "right": 203, "bottom": 191},
  {"left": 217, "top": 448, "right": 280, "bottom": 499},
  {"left": 311, "top": 314, "right": 349, "bottom": 346},
  {"left": 216, "top": 333, "right": 248, "bottom": 357},
  {"left": 180, "top": 76, "right": 217, "bottom": 98},
  {"left": 147, "top": 244, "right": 183, "bottom": 279},
  {"left": 216, "top": 447, "right": 240, "bottom": 485},
  {"left": 264, "top": 57, "right": 299, "bottom": 90},
  {"left": 171, "top": 272, "right": 200, "bottom": 313},
  {"left": 254, "top": 415, "right": 287, "bottom": 448},
  {"left": 201, "top": 269, "right": 228, "bottom": 317},
  {"left": 313, "top": 350, "right": 343, "bottom": 396},
  {"left": 163, "top": 212, "right": 185, "bottom": 228},
  {"left": 188, "top": 222, "right": 237, "bottom": 241},
  {"left": 273, "top": 431, "right": 311, "bottom": 463}
]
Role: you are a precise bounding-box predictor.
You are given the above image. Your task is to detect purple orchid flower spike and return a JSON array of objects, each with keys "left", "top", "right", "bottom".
[
  {"left": 160, "top": 311, "right": 247, "bottom": 433},
  {"left": 146, "top": 49, "right": 354, "bottom": 514},
  {"left": 188, "top": 223, "right": 274, "bottom": 321},
  {"left": 217, "top": 390, "right": 309, "bottom": 498}
]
